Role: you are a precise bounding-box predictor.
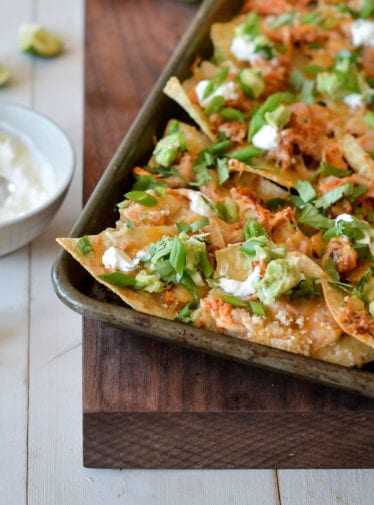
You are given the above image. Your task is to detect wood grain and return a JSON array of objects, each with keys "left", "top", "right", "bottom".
[{"left": 83, "top": 0, "right": 374, "bottom": 468}]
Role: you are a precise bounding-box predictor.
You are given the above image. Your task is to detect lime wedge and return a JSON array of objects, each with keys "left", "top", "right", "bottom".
[
  {"left": 0, "top": 65, "right": 10, "bottom": 87},
  {"left": 18, "top": 23, "right": 63, "bottom": 57}
]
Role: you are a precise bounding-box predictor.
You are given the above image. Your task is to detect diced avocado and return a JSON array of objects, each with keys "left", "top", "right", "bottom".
[
  {"left": 316, "top": 72, "right": 342, "bottom": 99},
  {"left": 265, "top": 104, "right": 291, "bottom": 129},
  {"left": 153, "top": 132, "right": 182, "bottom": 167},
  {"left": 240, "top": 68, "right": 265, "bottom": 98},
  {"left": 253, "top": 258, "right": 303, "bottom": 304},
  {"left": 362, "top": 277, "right": 374, "bottom": 303},
  {"left": 135, "top": 270, "right": 164, "bottom": 292},
  {"left": 183, "top": 234, "right": 206, "bottom": 273}
]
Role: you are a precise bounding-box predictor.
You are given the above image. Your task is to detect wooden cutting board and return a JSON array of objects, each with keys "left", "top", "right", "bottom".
[{"left": 83, "top": 0, "right": 374, "bottom": 468}]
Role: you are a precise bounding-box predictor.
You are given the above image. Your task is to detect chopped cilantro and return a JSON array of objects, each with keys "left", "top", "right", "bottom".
[
  {"left": 297, "top": 204, "right": 334, "bottom": 230},
  {"left": 314, "top": 183, "right": 367, "bottom": 209},
  {"left": 132, "top": 174, "right": 167, "bottom": 192},
  {"left": 312, "top": 161, "right": 351, "bottom": 180},
  {"left": 125, "top": 191, "right": 158, "bottom": 207},
  {"left": 244, "top": 218, "right": 268, "bottom": 240}
]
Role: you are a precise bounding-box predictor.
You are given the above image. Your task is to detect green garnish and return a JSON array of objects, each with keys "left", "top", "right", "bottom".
[
  {"left": 244, "top": 218, "right": 268, "bottom": 240},
  {"left": 365, "top": 111, "right": 374, "bottom": 128},
  {"left": 218, "top": 107, "right": 246, "bottom": 122},
  {"left": 77, "top": 235, "right": 92, "bottom": 255},
  {"left": 361, "top": 0, "right": 373, "bottom": 18},
  {"left": 191, "top": 217, "right": 209, "bottom": 232},
  {"left": 175, "top": 300, "right": 199, "bottom": 323},
  {"left": 297, "top": 204, "right": 334, "bottom": 230},
  {"left": 169, "top": 236, "right": 187, "bottom": 280},
  {"left": 248, "top": 92, "right": 294, "bottom": 140},
  {"left": 202, "top": 67, "right": 229, "bottom": 100},
  {"left": 98, "top": 272, "right": 137, "bottom": 288},
  {"left": 228, "top": 145, "right": 264, "bottom": 162},
  {"left": 204, "top": 96, "right": 225, "bottom": 115},
  {"left": 314, "top": 183, "right": 367, "bottom": 209},
  {"left": 217, "top": 157, "right": 229, "bottom": 185},
  {"left": 312, "top": 161, "right": 351, "bottom": 180},
  {"left": 287, "top": 277, "right": 321, "bottom": 300},
  {"left": 220, "top": 294, "right": 248, "bottom": 308},
  {"left": 249, "top": 300, "right": 266, "bottom": 315},
  {"left": 270, "top": 12, "right": 296, "bottom": 29},
  {"left": 132, "top": 175, "right": 167, "bottom": 192},
  {"left": 125, "top": 191, "right": 158, "bottom": 207}
]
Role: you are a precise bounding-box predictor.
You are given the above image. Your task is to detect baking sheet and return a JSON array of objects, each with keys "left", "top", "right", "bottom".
[{"left": 52, "top": 0, "right": 374, "bottom": 398}]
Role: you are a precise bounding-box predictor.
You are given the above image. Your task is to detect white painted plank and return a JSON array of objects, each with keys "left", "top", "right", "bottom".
[
  {"left": 278, "top": 469, "right": 374, "bottom": 505},
  {"left": 0, "top": 249, "right": 29, "bottom": 505},
  {"left": 0, "top": 2, "right": 33, "bottom": 504},
  {"left": 24, "top": 1, "right": 279, "bottom": 504},
  {"left": 83, "top": 469, "right": 279, "bottom": 505}
]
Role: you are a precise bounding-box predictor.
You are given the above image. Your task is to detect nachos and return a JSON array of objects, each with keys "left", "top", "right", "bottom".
[{"left": 58, "top": 1, "right": 374, "bottom": 367}]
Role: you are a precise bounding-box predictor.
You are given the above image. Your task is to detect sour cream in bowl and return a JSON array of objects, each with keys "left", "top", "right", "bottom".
[{"left": 0, "top": 103, "right": 74, "bottom": 256}]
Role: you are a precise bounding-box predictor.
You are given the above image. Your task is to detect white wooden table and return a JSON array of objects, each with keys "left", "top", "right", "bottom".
[{"left": 0, "top": 1, "right": 373, "bottom": 503}]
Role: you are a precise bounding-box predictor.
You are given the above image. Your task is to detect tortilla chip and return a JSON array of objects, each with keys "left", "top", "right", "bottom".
[
  {"left": 228, "top": 158, "right": 301, "bottom": 189},
  {"left": 340, "top": 134, "right": 374, "bottom": 180},
  {"left": 322, "top": 280, "right": 374, "bottom": 349},
  {"left": 210, "top": 17, "right": 245, "bottom": 65},
  {"left": 314, "top": 333, "right": 374, "bottom": 368},
  {"left": 57, "top": 236, "right": 181, "bottom": 320},
  {"left": 181, "top": 61, "right": 223, "bottom": 92},
  {"left": 163, "top": 77, "right": 217, "bottom": 142}
]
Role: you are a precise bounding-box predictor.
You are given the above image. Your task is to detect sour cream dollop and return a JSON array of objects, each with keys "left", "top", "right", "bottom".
[
  {"left": 0, "top": 123, "right": 55, "bottom": 223},
  {"left": 351, "top": 19, "right": 374, "bottom": 47},
  {"left": 252, "top": 124, "right": 280, "bottom": 150}
]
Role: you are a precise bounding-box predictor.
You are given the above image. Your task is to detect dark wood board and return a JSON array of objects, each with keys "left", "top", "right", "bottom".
[{"left": 83, "top": 0, "right": 374, "bottom": 468}]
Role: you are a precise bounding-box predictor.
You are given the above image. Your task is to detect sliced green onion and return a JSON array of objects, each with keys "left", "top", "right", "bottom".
[
  {"left": 205, "top": 139, "right": 232, "bottom": 155},
  {"left": 365, "top": 111, "right": 374, "bottom": 128},
  {"left": 199, "top": 251, "right": 214, "bottom": 278},
  {"left": 204, "top": 95, "right": 225, "bottom": 115},
  {"left": 181, "top": 271, "right": 199, "bottom": 299},
  {"left": 218, "top": 107, "right": 246, "bottom": 122},
  {"left": 217, "top": 157, "right": 229, "bottom": 185},
  {"left": 202, "top": 67, "right": 229, "bottom": 100},
  {"left": 175, "top": 300, "right": 199, "bottom": 323},
  {"left": 220, "top": 294, "right": 248, "bottom": 308},
  {"left": 249, "top": 300, "right": 265, "bottom": 316},
  {"left": 77, "top": 235, "right": 92, "bottom": 255},
  {"left": 176, "top": 222, "right": 191, "bottom": 233},
  {"left": 244, "top": 218, "right": 268, "bottom": 240},
  {"left": 98, "top": 272, "right": 137, "bottom": 288},
  {"left": 169, "top": 236, "right": 187, "bottom": 280},
  {"left": 191, "top": 217, "right": 209, "bottom": 232},
  {"left": 228, "top": 145, "right": 264, "bottom": 162}
]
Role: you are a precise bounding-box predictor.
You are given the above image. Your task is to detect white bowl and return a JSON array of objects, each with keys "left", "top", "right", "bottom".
[{"left": 0, "top": 103, "right": 75, "bottom": 256}]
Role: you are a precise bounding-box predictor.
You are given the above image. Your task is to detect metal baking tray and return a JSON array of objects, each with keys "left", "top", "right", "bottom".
[{"left": 52, "top": 0, "right": 374, "bottom": 398}]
